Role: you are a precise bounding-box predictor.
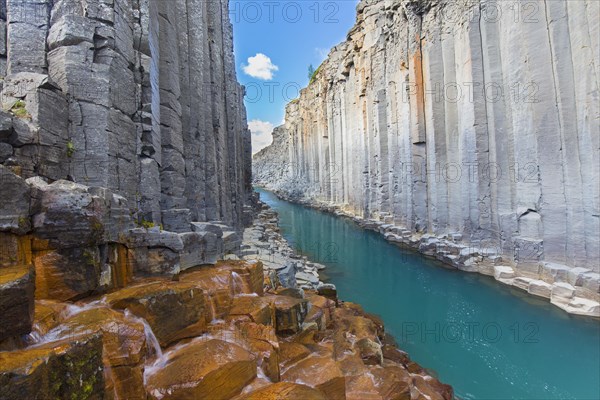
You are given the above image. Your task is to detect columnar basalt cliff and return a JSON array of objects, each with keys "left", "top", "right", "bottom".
[
  {"left": 0, "top": 0, "right": 254, "bottom": 299},
  {"left": 254, "top": 0, "right": 600, "bottom": 316}
]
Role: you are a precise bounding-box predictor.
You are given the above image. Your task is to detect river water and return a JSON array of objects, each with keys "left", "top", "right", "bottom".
[{"left": 257, "top": 188, "right": 600, "bottom": 400}]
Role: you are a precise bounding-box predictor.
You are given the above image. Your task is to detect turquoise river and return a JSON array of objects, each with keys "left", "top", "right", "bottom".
[{"left": 257, "top": 188, "right": 600, "bottom": 400}]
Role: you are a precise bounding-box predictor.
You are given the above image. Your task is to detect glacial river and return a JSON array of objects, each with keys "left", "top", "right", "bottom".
[{"left": 257, "top": 188, "right": 600, "bottom": 400}]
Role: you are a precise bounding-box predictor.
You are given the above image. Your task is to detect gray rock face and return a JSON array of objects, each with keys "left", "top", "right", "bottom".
[
  {"left": 0, "top": 0, "right": 251, "bottom": 308},
  {"left": 254, "top": 0, "right": 599, "bottom": 277},
  {"left": 1, "top": 0, "right": 251, "bottom": 232}
]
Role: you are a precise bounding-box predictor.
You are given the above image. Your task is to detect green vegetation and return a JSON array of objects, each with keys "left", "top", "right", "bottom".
[
  {"left": 309, "top": 64, "right": 321, "bottom": 84},
  {"left": 140, "top": 219, "right": 155, "bottom": 229},
  {"left": 18, "top": 216, "right": 29, "bottom": 229},
  {"left": 11, "top": 100, "right": 30, "bottom": 119},
  {"left": 67, "top": 141, "right": 75, "bottom": 157}
]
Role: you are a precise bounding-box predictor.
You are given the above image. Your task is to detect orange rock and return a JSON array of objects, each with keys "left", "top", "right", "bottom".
[
  {"left": 105, "top": 281, "right": 208, "bottom": 346},
  {"left": 33, "top": 246, "right": 102, "bottom": 301},
  {"left": 229, "top": 296, "right": 273, "bottom": 326},
  {"left": 238, "top": 376, "right": 272, "bottom": 395},
  {"left": 217, "top": 260, "right": 264, "bottom": 295},
  {"left": 411, "top": 375, "right": 453, "bottom": 400},
  {"left": 306, "top": 293, "right": 335, "bottom": 326},
  {"left": 305, "top": 305, "right": 327, "bottom": 330},
  {"left": 145, "top": 339, "right": 257, "bottom": 400},
  {"left": 234, "top": 382, "right": 328, "bottom": 400},
  {"left": 279, "top": 342, "right": 311, "bottom": 372},
  {"left": 46, "top": 307, "right": 147, "bottom": 367},
  {"left": 0, "top": 333, "right": 104, "bottom": 400},
  {"left": 317, "top": 376, "right": 346, "bottom": 400},
  {"left": 32, "top": 300, "right": 70, "bottom": 336},
  {"left": 282, "top": 355, "right": 346, "bottom": 399},
  {"left": 337, "top": 353, "right": 369, "bottom": 376},
  {"left": 238, "top": 322, "right": 280, "bottom": 382},
  {"left": 346, "top": 374, "right": 383, "bottom": 400},
  {"left": 381, "top": 344, "right": 410, "bottom": 365},
  {"left": 180, "top": 266, "right": 234, "bottom": 320},
  {"left": 105, "top": 365, "right": 145, "bottom": 400},
  {"left": 370, "top": 365, "right": 412, "bottom": 400}
]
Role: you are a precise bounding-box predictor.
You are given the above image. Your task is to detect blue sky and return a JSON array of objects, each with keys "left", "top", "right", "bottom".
[{"left": 231, "top": 0, "right": 358, "bottom": 153}]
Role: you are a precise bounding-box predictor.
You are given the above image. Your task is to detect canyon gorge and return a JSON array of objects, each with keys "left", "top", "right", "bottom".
[
  {"left": 0, "top": 0, "right": 454, "bottom": 399},
  {"left": 254, "top": 0, "right": 600, "bottom": 317},
  {"left": 0, "top": 0, "right": 598, "bottom": 398}
]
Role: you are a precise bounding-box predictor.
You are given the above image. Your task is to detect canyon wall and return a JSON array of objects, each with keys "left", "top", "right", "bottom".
[
  {"left": 0, "top": 0, "right": 252, "bottom": 328},
  {"left": 254, "top": 0, "right": 600, "bottom": 311}
]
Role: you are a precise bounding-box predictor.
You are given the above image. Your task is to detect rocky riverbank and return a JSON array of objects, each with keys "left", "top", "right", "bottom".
[
  {"left": 0, "top": 207, "right": 454, "bottom": 399},
  {"left": 260, "top": 188, "right": 600, "bottom": 319}
]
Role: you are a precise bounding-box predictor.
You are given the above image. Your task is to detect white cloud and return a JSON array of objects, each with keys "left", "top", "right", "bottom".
[
  {"left": 242, "top": 53, "right": 278, "bottom": 80},
  {"left": 249, "top": 119, "right": 275, "bottom": 155}
]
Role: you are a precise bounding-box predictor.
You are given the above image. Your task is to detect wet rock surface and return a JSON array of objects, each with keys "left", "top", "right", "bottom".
[{"left": 0, "top": 255, "right": 452, "bottom": 400}]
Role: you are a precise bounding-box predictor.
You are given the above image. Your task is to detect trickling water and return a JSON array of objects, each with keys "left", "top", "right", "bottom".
[
  {"left": 208, "top": 294, "right": 219, "bottom": 321},
  {"left": 123, "top": 310, "right": 163, "bottom": 359},
  {"left": 61, "top": 298, "right": 106, "bottom": 319},
  {"left": 24, "top": 323, "right": 43, "bottom": 345},
  {"left": 231, "top": 271, "right": 250, "bottom": 295},
  {"left": 257, "top": 188, "right": 600, "bottom": 400}
]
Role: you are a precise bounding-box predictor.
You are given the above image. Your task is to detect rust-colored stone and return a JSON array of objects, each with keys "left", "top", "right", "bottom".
[
  {"left": 282, "top": 355, "right": 346, "bottom": 399},
  {"left": 145, "top": 339, "right": 256, "bottom": 400},
  {"left": 0, "top": 334, "right": 104, "bottom": 400},
  {"left": 234, "top": 382, "right": 328, "bottom": 400},
  {"left": 105, "top": 281, "right": 208, "bottom": 346},
  {"left": 229, "top": 295, "right": 273, "bottom": 326}
]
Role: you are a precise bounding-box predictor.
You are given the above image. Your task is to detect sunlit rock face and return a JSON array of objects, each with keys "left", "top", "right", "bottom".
[{"left": 254, "top": 0, "right": 599, "bottom": 279}]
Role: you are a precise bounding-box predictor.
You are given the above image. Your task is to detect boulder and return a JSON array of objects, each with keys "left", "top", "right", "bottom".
[
  {"left": 229, "top": 296, "right": 273, "bottom": 326},
  {"left": 234, "top": 382, "right": 328, "bottom": 400},
  {"left": 43, "top": 307, "right": 147, "bottom": 367},
  {"left": 567, "top": 267, "right": 592, "bottom": 287},
  {"left": 0, "top": 334, "right": 104, "bottom": 400},
  {"left": 180, "top": 266, "right": 234, "bottom": 320},
  {"left": 145, "top": 339, "right": 256, "bottom": 400},
  {"left": 356, "top": 338, "right": 383, "bottom": 366},
  {"left": 281, "top": 355, "right": 346, "bottom": 399},
  {"left": 271, "top": 295, "right": 308, "bottom": 335},
  {"left": 31, "top": 300, "right": 70, "bottom": 337},
  {"left": 527, "top": 280, "right": 552, "bottom": 298},
  {"left": 237, "top": 322, "right": 280, "bottom": 382},
  {"left": 551, "top": 282, "right": 576, "bottom": 299},
  {"left": 278, "top": 342, "right": 311, "bottom": 371},
  {"left": 0, "top": 265, "right": 35, "bottom": 341},
  {"left": 105, "top": 281, "right": 208, "bottom": 346},
  {"left": 540, "top": 262, "right": 571, "bottom": 284},
  {"left": 369, "top": 365, "right": 412, "bottom": 400},
  {"left": 493, "top": 266, "right": 515, "bottom": 282},
  {"left": 512, "top": 277, "right": 534, "bottom": 291}
]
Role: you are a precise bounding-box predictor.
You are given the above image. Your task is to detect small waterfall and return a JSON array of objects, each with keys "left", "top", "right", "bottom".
[
  {"left": 207, "top": 294, "right": 222, "bottom": 323},
  {"left": 123, "top": 310, "right": 163, "bottom": 359},
  {"left": 24, "top": 323, "right": 43, "bottom": 345},
  {"left": 61, "top": 298, "right": 107, "bottom": 319},
  {"left": 231, "top": 271, "right": 251, "bottom": 295}
]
